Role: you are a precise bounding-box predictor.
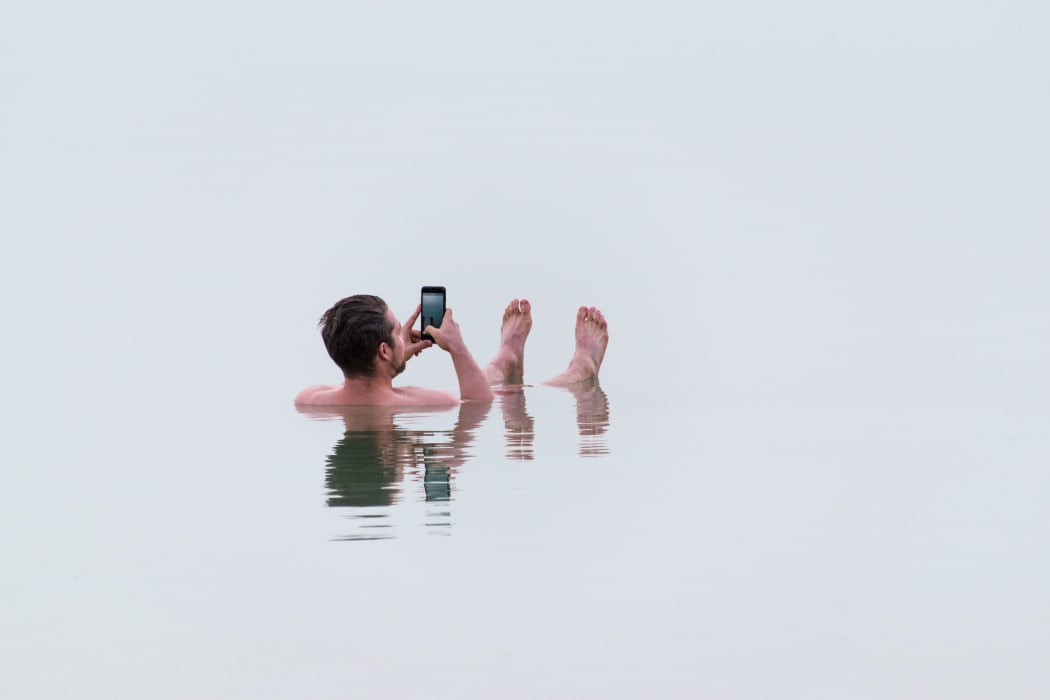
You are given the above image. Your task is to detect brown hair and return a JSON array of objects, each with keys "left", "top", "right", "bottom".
[{"left": 319, "top": 295, "right": 395, "bottom": 378}]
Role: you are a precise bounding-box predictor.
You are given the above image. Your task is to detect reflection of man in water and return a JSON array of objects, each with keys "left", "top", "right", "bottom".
[
  {"left": 325, "top": 431, "right": 408, "bottom": 507},
  {"left": 312, "top": 402, "right": 491, "bottom": 510},
  {"left": 294, "top": 295, "right": 609, "bottom": 407}
]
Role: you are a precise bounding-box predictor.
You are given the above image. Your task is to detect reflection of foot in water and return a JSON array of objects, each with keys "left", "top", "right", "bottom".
[
  {"left": 497, "top": 386, "right": 535, "bottom": 460},
  {"left": 566, "top": 383, "right": 610, "bottom": 457},
  {"left": 544, "top": 306, "right": 609, "bottom": 386},
  {"left": 483, "top": 299, "right": 533, "bottom": 384}
]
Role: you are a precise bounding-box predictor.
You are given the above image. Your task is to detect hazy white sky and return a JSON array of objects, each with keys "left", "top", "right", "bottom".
[{"left": 1, "top": 0, "right": 1047, "bottom": 401}]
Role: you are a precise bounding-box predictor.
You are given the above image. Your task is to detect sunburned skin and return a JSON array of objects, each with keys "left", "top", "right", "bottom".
[
  {"left": 543, "top": 306, "right": 609, "bottom": 387},
  {"left": 482, "top": 299, "right": 533, "bottom": 384},
  {"left": 295, "top": 297, "right": 609, "bottom": 407}
]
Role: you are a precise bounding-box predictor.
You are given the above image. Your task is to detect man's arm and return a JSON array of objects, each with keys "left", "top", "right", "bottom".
[{"left": 425, "top": 308, "right": 495, "bottom": 402}]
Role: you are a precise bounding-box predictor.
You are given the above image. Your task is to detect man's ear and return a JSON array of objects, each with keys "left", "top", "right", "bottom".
[{"left": 378, "top": 341, "right": 392, "bottom": 362}]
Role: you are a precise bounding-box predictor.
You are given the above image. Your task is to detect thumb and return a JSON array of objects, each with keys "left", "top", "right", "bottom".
[{"left": 425, "top": 324, "right": 449, "bottom": 348}]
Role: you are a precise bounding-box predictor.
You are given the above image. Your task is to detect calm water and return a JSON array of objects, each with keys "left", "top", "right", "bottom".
[
  {"left": 4, "top": 341, "right": 1047, "bottom": 698},
  {"left": 301, "top": 384, "right": 611, "bottom": 541}
]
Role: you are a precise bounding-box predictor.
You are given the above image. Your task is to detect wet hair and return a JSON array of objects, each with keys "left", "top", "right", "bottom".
[{"left": 319, "top": 294, "right": 395, "bottom": 378}]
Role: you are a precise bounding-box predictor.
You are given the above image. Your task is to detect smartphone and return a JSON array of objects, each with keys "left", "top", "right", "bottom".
[{"left": 420, "top": 286, "right": 446, "bottom": 342}]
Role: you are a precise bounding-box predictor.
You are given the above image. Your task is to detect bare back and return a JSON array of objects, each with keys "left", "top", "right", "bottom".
[{"left": 294, "top": 383, "right": 460, "bottom": 408}]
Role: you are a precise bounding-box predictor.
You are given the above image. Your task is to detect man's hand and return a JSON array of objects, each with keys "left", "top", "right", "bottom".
[
  {"left": 403, "top": 304, "right": 433, "bottom": 359},
  {"left": 424, "top": 308, "right": 467, "bottom": 354}
]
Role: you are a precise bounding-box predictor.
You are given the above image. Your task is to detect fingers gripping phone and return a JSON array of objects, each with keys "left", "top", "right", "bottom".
[{"left": 420, "top": 286, "right": 446, "bottom": 342}]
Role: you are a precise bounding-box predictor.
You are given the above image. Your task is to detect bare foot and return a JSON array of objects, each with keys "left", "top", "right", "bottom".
[
  {"left": 483, "top": 299, "right": 533, "bottom": 383},
  {"left": 544, "top": 306, "right": 609, "bottom": 386}
]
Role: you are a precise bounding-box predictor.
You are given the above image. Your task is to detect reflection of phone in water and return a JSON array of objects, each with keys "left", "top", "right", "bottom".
[
  {"left": 420, "top": 285, "right": 446, "bottom": 342},
  {"left": 422, "top": 446, "right": 451, "bottom": 502}
]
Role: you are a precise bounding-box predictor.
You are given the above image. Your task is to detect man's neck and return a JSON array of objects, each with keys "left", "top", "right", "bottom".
[{"left": 342, "top": 373, "right": 394, "bottom": 398}]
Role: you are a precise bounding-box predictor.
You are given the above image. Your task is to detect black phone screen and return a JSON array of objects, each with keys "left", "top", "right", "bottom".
[{"left": 420, "top": 286, "right": 446, "bottom": 341}]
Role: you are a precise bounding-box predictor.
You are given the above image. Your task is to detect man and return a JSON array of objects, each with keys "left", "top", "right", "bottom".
[{"left": 294, "top": 295, "right": 609, "bottom": 407}]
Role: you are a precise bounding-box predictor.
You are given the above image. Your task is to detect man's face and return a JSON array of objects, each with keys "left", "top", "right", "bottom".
[{"left": 386, "top": 309, "right": 407, "bottom": 376}]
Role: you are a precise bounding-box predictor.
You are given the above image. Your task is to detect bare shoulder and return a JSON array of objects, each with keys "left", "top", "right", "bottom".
[
  {"left": 294, "top": 384, "right": 342, "bottom": 405},
  {"left": 391, "top": 386, "right": 461, "bottom": 408}
]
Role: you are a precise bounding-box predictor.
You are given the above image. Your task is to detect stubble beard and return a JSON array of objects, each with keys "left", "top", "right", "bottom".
[{"left": 392, "top": 347, "right": 407, "bottom": 376}]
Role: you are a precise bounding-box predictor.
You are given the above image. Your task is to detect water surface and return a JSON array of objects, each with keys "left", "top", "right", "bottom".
[{"left": 297, "top": 383, "right": 611, "bottom": 541}]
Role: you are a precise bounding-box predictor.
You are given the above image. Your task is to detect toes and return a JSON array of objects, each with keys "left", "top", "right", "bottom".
[
  {"left": 520, "top": 299, "right": 531, "bottom": 314},
  {"left": 579, "top": 307, "right": 600, "bottom": 325},
  {"left": 574, "top": 306, "right": 608, "bottom": 331}
]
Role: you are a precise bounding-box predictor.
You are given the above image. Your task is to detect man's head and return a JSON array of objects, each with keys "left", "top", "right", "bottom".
[{"left": 320, "top": 295, "right": 404, "bottom": 379}]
